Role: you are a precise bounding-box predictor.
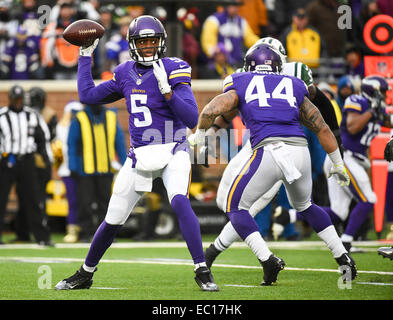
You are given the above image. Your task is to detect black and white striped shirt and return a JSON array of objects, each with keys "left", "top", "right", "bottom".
[{"left": 0, "top": 106, "right": 53, "bottom": 161}]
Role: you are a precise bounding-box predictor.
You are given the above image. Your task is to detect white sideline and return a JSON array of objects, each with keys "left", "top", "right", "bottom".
[
  {"left": 0, "top": 240, "right": 391, "bottom": 250},
  {"left": 0, "top": 256, "right": 392, "bottom": 276}
]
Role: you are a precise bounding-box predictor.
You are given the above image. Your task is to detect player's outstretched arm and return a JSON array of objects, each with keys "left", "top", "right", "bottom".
[
  {"left": 300, "top": 96, "right": 349, "bottom": 186},
  {"left": 77, "top": 40, "right": 123, "bottom": 105},
  {"left": 299, "top": 96, "right": 337, "bottom": 153},
  {"left": 188, "top": 90, "right": 238, "bottom": 147},
  {"left": 198, "top": 90, "right": 239, "bottom": 130}
]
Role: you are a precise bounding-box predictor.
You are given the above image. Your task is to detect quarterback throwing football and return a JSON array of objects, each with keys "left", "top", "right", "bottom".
[{"left": 55, "top": 15, "right": 218, "bottom": 292}]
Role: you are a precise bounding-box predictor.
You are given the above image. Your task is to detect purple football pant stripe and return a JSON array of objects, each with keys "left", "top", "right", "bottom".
[{"left": 226, "top": 148, "right": 263, "bottom": 213}]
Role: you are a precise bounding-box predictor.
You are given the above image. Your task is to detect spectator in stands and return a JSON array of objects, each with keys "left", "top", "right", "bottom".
[
  {"left": 54, "top": 101, "right": 84, "bottom": 243},
  {"left": 41, "top": 1, "right": 79, "bottom": 79},
  {"left": 200, "top": 42, "right": 235, "bottom": 79},
  {"left": 177, "top": 7, "right": 201, "bottom": 79},
  {"left": 68, "top": 104, "right": 126, "bottom": 242},
  {"left": 306, "top": 0, "right": 346, "bottom": 58},
  {"left": 50, "top": 0, "right": 99, "bottom": 23},
  {"left": 14, "top": 0, "right": 42, "bottom": 48},
  {"left": 237, "top": 0, "right": 269, "bottom": 37},
  {"left": 0, "top": 1, "right": 18, "bottom": 58},
  {"left": 377, "top": 0, "right": 393, "bottom": 17},
  {"left": 271, "top": 0, "right": 314, "bottom": 35},
  {"left": 200, "top": 2, "right": 259, "bottom": 68},
  {"left": 0, "top": 25, "right": 44, "bottom": 79},
  {"left": 335, "top": 75, "right": 355, "bottom": 110},
  {"left": 95, "top": 5, "right": 119, "bottom": 79},
  {"left": 345, "top": 46, "right": 365, "bottom": 79},
  {"left": 280, "top": 8, "right": 325, "bottom": 68},
  {"left": 126, "top": 5, "right": 145, "bottom": 21},
  {"left": 103, "top": 16, "right": 132, "bottom": 76}
]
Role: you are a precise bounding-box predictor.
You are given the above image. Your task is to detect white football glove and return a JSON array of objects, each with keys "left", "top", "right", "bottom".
[
  {"left": 328, "top": 163, "right": 350, "bottom": 187},
  {"left": 79, "top": 38, "right": 99, "bottom": 57},
  {"left": 188, "top": 130, "right": 206, "bottom": 148},
  {"left": 152, "top": 60, "right": 171, "bottom": 95}
]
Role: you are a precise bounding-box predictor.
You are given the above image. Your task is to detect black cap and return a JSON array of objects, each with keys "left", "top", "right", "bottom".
[
  {"left": 9, "top": 85, "right": 25, "bottom": 100},
  {"left": 293, "top": 8, "right": 307, "bottom": 18}
]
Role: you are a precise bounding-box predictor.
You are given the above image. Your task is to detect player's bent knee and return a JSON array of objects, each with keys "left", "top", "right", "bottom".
[{"left": 292, "top": 200, "right": 312, "bottom": 213}]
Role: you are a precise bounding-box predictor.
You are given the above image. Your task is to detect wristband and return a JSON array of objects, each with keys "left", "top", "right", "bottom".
[{"left": 328, "top": 148, "right": 344, "bottom": 166}]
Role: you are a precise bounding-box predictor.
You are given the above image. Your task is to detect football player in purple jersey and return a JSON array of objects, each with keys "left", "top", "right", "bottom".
[
  {"left": 54, "top": 15, "right": 218, "bottom": 292},
  {"left": 189, "top": 44, "right": 357, "bottom": 285},
  {"left": 319, "top": 75, "right": 393, "bottom": 252}
]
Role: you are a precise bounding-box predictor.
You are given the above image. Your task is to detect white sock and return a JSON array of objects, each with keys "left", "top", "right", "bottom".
[
  {"left": 82, "top": 264, "right": 96, "bottom": 273},
  {"left": 194, "top": 262, "right": 207, "bottom": 270},
  {"left": 288, "top": 209, "right": 297, "bottom": 223},
  {"left": 214, "top": 222, "right": 241, "bottom": 252},
  {"left": 341, "top": 234, "right": 353, "bottom": 243},
  {"left": 318, "top": 225, "right": 347, "bottom": 258},
  {"left": 244, "top": 231, "right": 272, "bottom": 262}
]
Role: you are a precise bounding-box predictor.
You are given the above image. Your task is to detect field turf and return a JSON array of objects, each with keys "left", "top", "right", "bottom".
[{"left": 0, "top": 236, "right": 392, "bottom": 304}]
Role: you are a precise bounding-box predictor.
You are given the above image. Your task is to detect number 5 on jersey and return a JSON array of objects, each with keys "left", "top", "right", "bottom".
[
  {"left": 245, "top": 75, "right": 296, "bottom": 108},
  {"left": 131, "top": 94, "right": 152, "bottom": 127}
]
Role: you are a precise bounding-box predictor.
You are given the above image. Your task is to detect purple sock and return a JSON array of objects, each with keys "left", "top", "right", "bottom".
[
  {"left": 227, "top": 209, "right": 260, "bottom": 240},
  {"left": 62, "top": 176, "right": 78, "bottom": 225},
  {"left": 85, "top": 221, "right": 121, "bottom": 267},
  {"left": 320, "top": 206, "right": 343, "bottom": 224},
  {"left": 297, "top": 204, "right": 333, "bottom": 233},
  {"left": 344, "top": 202, "right": 373, "bottom": 237},
  {"left": 171, "top": 195, "right": 205, "bottom": 264}
]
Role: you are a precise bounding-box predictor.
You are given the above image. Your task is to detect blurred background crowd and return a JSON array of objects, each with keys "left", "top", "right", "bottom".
[
  {"left": 0, "top": 0, "right": 392, "bottom": 245},
  {"left": 0, "top": 0, "right": 391, "bottom": 82}
]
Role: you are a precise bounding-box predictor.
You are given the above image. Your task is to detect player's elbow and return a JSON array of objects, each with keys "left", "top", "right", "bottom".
[{"left": 185, "top": 109, "right": 199, "bottom": 128}]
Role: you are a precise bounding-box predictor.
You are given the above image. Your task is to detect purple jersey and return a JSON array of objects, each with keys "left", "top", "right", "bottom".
[
  {"left": 223, "top": 71, "right": 309, "bottom": 148},
  {"left": 77, "top": 56, "right": 194, "bottom": 148},
  {"left": 341, "top": 94, "right": 381, "bottom": 156},
  {"left": 1, "top": 37, "right": 40, "bottom": 80}
]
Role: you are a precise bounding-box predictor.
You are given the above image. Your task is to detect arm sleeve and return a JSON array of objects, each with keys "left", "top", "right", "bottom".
[
  {"left": 243, "top": 20, "right": 260, "bottom": 48},
  {"left": 78, "top": 56, "right": 123, "bottom": 105},
  {"left": 168, "top": 84, "right": 199, "bottom": 129},
  {"left": 312, "top": 87, "right": 343, "bottom": 152},
  {"left": 36, "top": 112, "right": 53, "bottom": 164},
  {"left": 114, "top": 121, "right": 127, "bottom": 165},
  {"left": 200, "top": 17, "right": 219, "bottom": 58}
]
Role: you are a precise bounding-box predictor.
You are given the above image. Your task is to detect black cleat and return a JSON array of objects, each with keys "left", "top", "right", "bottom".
[
  {"left": 342, "top": 241, "right": 352, "bottom": 253},
  {"left": 271, "top": 206, "right": 290, "bottom": 240},
  {"left": 378, "top": 246, "right": 393, "bottom": 260},
  {"left": 335, "top": 253, "right": 357, "bottom": 280},
  {"left": 204, "top": 244, "right": 222, "bottom": 269},
  {"left": 194, "top": 266, "right": 219, "bottom": 291},
  {"left": 260, "top": 254, "right": 285, "bottom": 286},
  {"left": 54, "top": 266, "right": 96, "bottom": 290}
]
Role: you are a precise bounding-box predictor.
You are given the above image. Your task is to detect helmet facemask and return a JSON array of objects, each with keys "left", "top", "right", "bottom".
[{"left": 127, "top": 16, "right": 167, "bottom": 66}]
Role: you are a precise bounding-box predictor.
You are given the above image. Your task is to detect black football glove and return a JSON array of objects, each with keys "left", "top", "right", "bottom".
[{"left": 384, "top": 137, "right": 393, "bottom": 162}]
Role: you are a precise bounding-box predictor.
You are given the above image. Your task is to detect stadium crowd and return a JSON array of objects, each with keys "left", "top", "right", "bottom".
[
  {"left": 0, "top": 0, "right": 391, "bottom": 81},
  {"left": 0, "top": 0, "right": 392, "bottom": 253}
]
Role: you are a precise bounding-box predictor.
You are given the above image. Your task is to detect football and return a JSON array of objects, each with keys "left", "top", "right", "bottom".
[{"left": 63, "top": 19, "right": 105, "bottom": 47}]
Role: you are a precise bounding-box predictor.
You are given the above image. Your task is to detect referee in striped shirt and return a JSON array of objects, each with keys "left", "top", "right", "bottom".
[{"left": 0, "top": 85, "right": 52, "bottom": 245}]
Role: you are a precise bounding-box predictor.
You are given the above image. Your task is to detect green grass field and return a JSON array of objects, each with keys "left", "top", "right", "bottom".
[{"left": 0, "top": 233, "right": 392, "bottom": 302}]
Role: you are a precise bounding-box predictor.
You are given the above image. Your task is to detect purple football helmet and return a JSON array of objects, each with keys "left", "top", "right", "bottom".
[
  {"left": 360, "top": 75, "right": 390, "bottom": 101},
  {"left": 127, "top": 15, "right": 167, "bottom": 65},
  {"left": 244, "top": 44, "right": 283, "bottom": 73}
]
